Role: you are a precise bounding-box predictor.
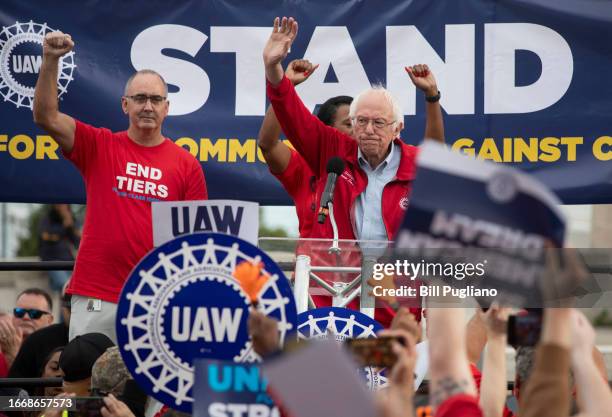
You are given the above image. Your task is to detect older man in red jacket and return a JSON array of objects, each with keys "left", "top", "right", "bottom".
[
  {"left": 263, "top": 18, "right": 442, "bottom": 323},
  {"left": 263, "top": 17, "right": 440, "bottom": 244}
]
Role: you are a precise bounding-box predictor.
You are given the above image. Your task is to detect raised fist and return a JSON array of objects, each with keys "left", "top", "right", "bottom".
[
  {"left": 286, "top": 59, "right": 318, "bottom": 86},
  {"left": 405, "top": 64, "right": 438, "bottom": 97},
  {"left": 43, "top": 31, "right": 74, "bottom": 58}
]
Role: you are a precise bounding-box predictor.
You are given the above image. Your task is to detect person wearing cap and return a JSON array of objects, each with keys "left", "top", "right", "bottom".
[
  {"left": 92, "top": 347, "right": 147, "bottom": 417},
  {"left": 59, "top": 332, "right": 114, "bottom": 395},
  {"left": 91, "top": 347, "right": 132, "bottom": 397}
]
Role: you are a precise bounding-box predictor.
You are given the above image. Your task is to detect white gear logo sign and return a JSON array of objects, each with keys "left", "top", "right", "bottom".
[
  {"left": 116, "top": 233, "right": 297, "bottom": 413},
  {"left": 0, "top": 20, "right": 76, "bottom": 109},
  {"left": 297, "top": 307, "right": 388, "bottom": 390}
]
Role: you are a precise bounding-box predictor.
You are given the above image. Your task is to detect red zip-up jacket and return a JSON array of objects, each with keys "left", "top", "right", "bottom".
[
  {"left": 267, "top": 76, "right": 418, "bottom": 241},
  {"left": 268, "top": 76, "right": 422, "bottom": 324}
]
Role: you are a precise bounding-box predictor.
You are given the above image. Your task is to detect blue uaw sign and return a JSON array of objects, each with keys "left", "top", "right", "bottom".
[
  {"left": 116, "top": 232, "right": 297, "bottom": 413},
  {"left": 193, "top": 360, "right": 278, "bottom": 417},
  {"left": 395, "top": 142, "right": 566, "bottom": 307},
  {"left": 2, "top": 1, "right": 612, "bottom": 204},
  {"left": 297, "top": 307, "right": 386, "bottom": 390}
]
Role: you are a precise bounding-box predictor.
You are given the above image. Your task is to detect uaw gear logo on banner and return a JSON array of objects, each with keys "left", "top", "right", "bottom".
[
  {"left": 297, "top": 307, "right": 387, "bottom": 390},
  {"left": 0, "top": 21, "right": 75, "bottom": 109},
  {"left": 116, "top": 232, "right": 298, "bottom": 413}
]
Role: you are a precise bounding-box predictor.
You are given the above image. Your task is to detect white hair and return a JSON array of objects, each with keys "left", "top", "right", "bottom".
[{"left": 349, "top": 84, "right": 403, "bottom": 124}]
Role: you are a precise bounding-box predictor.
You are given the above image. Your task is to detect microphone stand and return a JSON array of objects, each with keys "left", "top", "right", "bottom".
[{"left": 328, "top": 202, "right": 340, "bottom": 255}]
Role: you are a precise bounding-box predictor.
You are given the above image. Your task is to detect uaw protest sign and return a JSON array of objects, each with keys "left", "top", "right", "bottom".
[
  {"left": 1, "top": 1, "right": 612, "bottom": 204},
  {"left": 393, "top": 142, "right": 566, "bottom": 307},
  {"left": 152, "top": 200, "right": 258, "bottom": 246}
]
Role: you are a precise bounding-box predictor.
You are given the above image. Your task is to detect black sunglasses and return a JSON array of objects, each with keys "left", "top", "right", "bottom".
[{"left": 13, "top": 307, "right": 50, "bottom": 319}]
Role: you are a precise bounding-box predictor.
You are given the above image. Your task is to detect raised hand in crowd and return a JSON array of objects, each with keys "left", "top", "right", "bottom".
[
  {"left": 263, "top": 17, "right": 299, "bottom": 85},
  {"left": 376, "top": 328, "right": 417, "bottom": 417},
  {"left": 247, "top": 310, "right": 280, "bottom": 358},
  {"left": 570, "top": 310, "right": 612, "bottom": 417},
  {"left": 390, "top": 307, "right": 422, "bottom": 343},
  {"left": 101, "top": 394, "right": 136, "bottom": 417},
  {"left": 427, "top": 305, "right": 478, "bottom": 414},
  {"left": 367, "top": 273, "right": 399, "bottom": 311},
  {"left": 478, "top": 305, "right": 510, "bottom": 417},
  {"left": 0, "top": 314, "right": 23, "bottom": 367}
]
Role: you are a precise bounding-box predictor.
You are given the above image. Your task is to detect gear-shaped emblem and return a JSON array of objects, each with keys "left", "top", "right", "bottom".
[
  {"left": 297, "top": 307, "right": 388, "bottom": 390},
  {"left": 116, "top": 233, "right": 297, "bottom": 413},
  {"left": 0, "top": 20, "right": 75, "bottom": 109}
]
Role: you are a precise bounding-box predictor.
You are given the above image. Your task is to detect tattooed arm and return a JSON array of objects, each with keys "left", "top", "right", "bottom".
[{"left": 427, "top": 304, "right": 478, "bottom": 412}]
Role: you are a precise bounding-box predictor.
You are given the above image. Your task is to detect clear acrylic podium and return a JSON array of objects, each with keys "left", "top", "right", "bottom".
[{"left": 258, "top": 237, "right": 393, "bottom": 317}]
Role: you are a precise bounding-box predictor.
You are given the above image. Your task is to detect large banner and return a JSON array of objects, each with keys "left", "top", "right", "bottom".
[{"left": 1, "top": 1, "right": 611, "bottom": 204}]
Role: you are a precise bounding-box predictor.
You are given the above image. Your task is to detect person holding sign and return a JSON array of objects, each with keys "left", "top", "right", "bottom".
[
  {"left": 263, "top": 17, "right": 443, "bottom": 243},
  {"left": 33, "top": 31, "right": 207, "bottom": 343}
]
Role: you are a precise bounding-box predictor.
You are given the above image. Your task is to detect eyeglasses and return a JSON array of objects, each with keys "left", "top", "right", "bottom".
[
  {"left": 124, "top": 94, "right": 167, "bottom": 105},
  {"left": 352, "top": 116, "right": 396, "bottom": 130},
  {"left": 13, "top": 307, "right": 51, "bottom": 320}
]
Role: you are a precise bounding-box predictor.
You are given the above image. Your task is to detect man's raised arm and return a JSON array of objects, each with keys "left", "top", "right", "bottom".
[
  {"left": 263, "top": 17, "right": 343, "bottom": 176},
  {"left": 33, "top": 31, "right": 76, "bottom": 153},
  {"left": 406, "top": 64, "right": 445, "bottom": 143},
  {"left": 258, "top": 59, "right": 318, "bottom": 174}
]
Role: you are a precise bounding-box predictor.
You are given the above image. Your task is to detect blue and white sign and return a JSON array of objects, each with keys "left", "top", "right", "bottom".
[
  {"left": 395, "top": 142, "right": 566, "bottom": 307},
  {"left": 116, "top": 232, "right": 297, "bottom": 413},
  {"left": 2, "top": 1, "right": 612, "bottom": 204},
  {"left": 297, "top": 307, "right": 385, "bottom": 390},
  {"left": 152, "top": 200, "right": 259, "bottom": 246},
  {"left": 193, "top": 360, "right": 278, "bottom": 417}
]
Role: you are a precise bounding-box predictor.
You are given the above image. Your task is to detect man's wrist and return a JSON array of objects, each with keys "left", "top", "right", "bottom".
[{"left": 425, "top": 89, "right": 441, "bottom": 102}]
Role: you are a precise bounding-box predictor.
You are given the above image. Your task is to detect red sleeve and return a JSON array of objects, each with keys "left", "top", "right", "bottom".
[
  {"left": 185, "top": 157, "right": 208, "bottom": 200},
  {"left": 62, "top": 119, "right": 104, "bottom": 177},
  {"left": 470, "top": 363, "right": 482, "bottom": 392},
  {"left": 272, "top": 149, "right": 305, "bottom": 199},
  {"left": 267, "top": 76, "right": 349, "bottom": 177},
  {"left": 0, "top": 353, "right": 8, "bottom": 378}
]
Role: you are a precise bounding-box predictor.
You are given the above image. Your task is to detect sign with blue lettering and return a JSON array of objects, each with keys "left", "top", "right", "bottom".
[
  {"left": 395, "top": 142, "right": 566, "bottom": 307},
  {"left": 116, "top": 232, "right": 297, "bottom": 412},
  {"left": 1, "top": 1, "right": 612, "bottom": 204},
  {"left": 193, "top": 360, "right": 279, "bottom": 417},
  {"left": 297, "top": 307, "right": 386, "bottom": 390},
  {"left": 152, "top": 200, "right": 259, "bottom": 246}
]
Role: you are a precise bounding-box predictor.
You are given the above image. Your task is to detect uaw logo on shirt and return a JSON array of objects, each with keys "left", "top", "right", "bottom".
[
  {"left": 297, "top": 307, "right": 387, "bottom": 390},
  {"left": 116, "top": 232, "right": 297, "bottom": 413},
  {"left": 0, "top": 21, "right": 76, "bottom": 109}
]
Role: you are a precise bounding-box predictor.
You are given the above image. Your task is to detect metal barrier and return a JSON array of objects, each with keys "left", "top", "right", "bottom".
[{"left": 0, "top": 378, "right": 62, "bottom": 388}]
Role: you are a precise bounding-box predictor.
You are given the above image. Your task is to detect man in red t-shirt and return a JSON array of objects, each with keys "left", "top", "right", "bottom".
[{"left": 33, "top": 32, "right": 207, "bottom": 343}]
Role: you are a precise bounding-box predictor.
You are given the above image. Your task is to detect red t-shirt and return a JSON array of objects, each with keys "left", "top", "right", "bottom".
[
  {"left": 272, "top": 149, "right": 317, "bottom": 238},
  {"left": 64, "top": 120, "right": 207, "bottom": 302},
  {"left": 436, "top": 394, "right": 483, "bottom": 417}
]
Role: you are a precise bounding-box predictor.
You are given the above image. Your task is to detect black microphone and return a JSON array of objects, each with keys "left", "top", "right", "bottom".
[{"left": 318, "top": 156, "right": 345, "bottom": 224}]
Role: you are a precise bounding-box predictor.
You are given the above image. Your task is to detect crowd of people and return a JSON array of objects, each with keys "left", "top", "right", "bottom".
[{"left": 0, "top": 14, "right": 609, "bottom": 417}]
